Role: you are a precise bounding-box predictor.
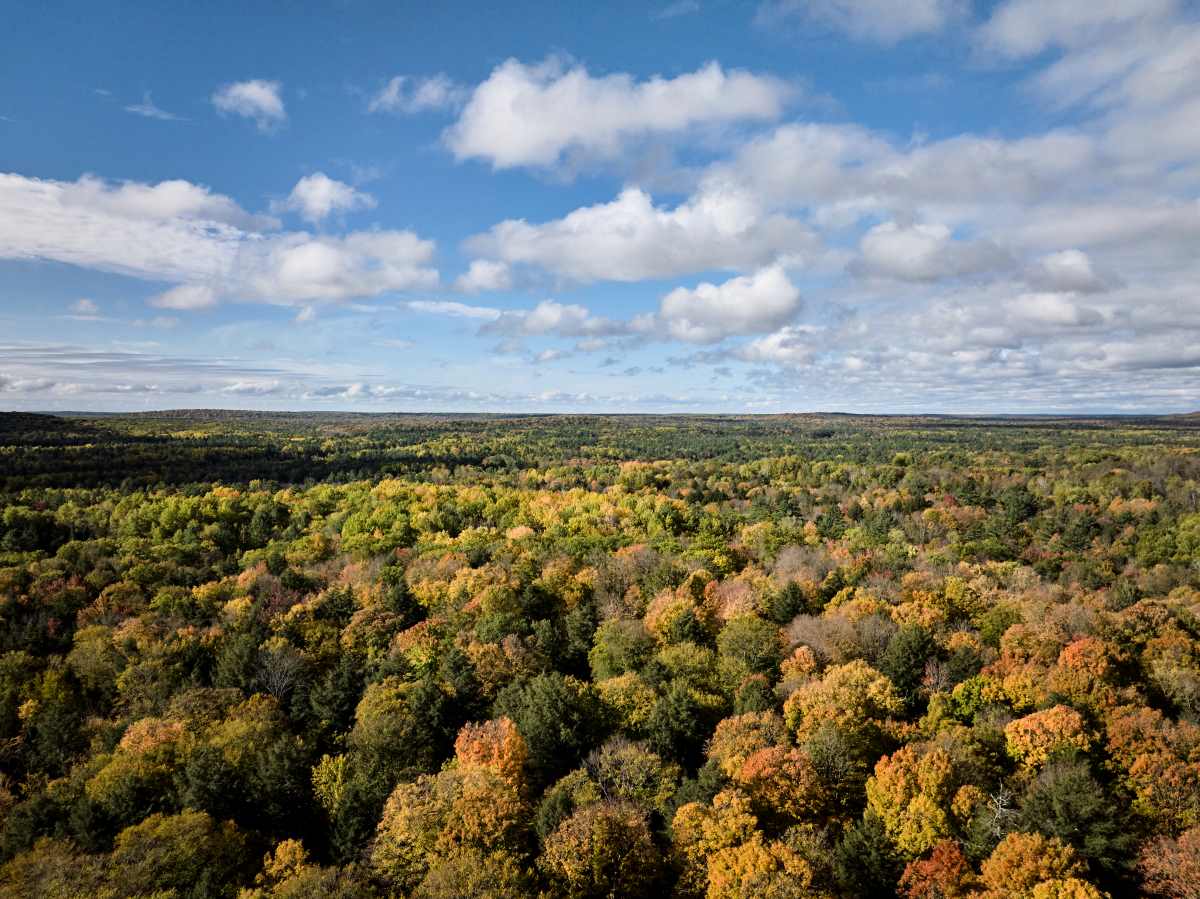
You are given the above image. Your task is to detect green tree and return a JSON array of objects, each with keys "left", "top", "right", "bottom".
[{"left": 495, "top": 673, "right": 607, "bottom": 788}]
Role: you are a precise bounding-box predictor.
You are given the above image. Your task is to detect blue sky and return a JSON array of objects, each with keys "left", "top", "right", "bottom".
[{"left": 2, "top": 0, "right": 1199, "bottom": 413}]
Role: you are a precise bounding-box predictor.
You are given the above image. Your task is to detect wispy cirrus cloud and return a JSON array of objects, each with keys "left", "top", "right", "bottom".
[
  {"left": 755, "top": 0, "right": 967, "bottom": 43},
  {"left": 124, "top": 92, "right": 183, "bottom": 121}
]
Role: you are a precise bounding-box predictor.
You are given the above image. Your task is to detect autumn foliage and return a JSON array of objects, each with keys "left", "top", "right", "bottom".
[{"left": 1, "top": 411, "right": 1199, "bottom": 896}]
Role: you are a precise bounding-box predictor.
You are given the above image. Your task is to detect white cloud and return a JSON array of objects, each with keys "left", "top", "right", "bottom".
[
  {"left": 1007, "top": 292, "right": 1104, "bottom": 327},
  {"left": 1014, "top": 201, "right": 1200, "bottom": 252},
  {"left": 402, "top": 295, "right": 636, "bottom": 345},
  {"left": 70, "top": 298, "right": 100, "bottom": 315},
  {"left": 368, "top": 74, "right": 466, "bottom": 114},
  {"left": 212, "top": 80, "right": 286, "bottom": 131},
  {"left": 0, "top": 377, "right": 64, "bottom": 394},
  {"left": 978, "top": 0, "right": 1177, "bottom": 58},
  {"left": 407, "top": 299, "right": 502, "bottom": 321},
  {"left": 0, "top": 172, "right": 438, "bottom": 309},
  {"left": 733, "top": 324, "right": 821, "bottom": 366},
  {"left": 454, "top": 259, "right": 512, "bottom": 293},
  {"left": 487, "top": 299, "right": 629, "bottom": 338},
  {"left": 150, "top": 284, "right": 219, "bottom": 310},
  {"left": 467, "top": 185, "right": 812, "bottom": 282},
  {"left": 852, "top": 221, "right": 1011, "bottom": 282},
  {"left": 871, "top": 131, "right": 1097, "bottom": 205},
  {"left": 58, "top": 173, "right": 272, "bottom": 229},
  {"left": 236, "top": 231, "right": 438, "bottom": 303},
  {"left": 1077, "top": 336, "right": 1200, "bottom": 372},
  {"left": 1098, "top": 24, "right": 1200, "bottom": 111},
  {"left": 709, "top": 123, "right": 893, "bottom": 208},
  {"left": 445, "top": 58, "right": 792, "bottom": 169},
  {"left": 976, "top": 0, "right": 1200, "bottom": 177},
  {"left": 756, "top": 0, "right": 966, "bottom": 43},
  {"left": 655, "top": 266, "right": 802, "bottom": 343},
  {"left": 222, "top": 379, "right": 282, "bottom": 395},
  {"left": 0, "top": 172, "right": 248, "bottom": 284},
  {"left": 1026, "top": 250, "right": 1114, "bottom": 293},
  {"left": 279, "top": 173, "right": 376, "bottom": 223},
  {"left": 124, "top": 92, "right": 182, "bottom": 121},
  {"left": 10, "top": 2, "right": 1200, "bottom": 413},
  {"left": 707, "top": 123, "right": 1099, "bottom": 222},
  {"left": 0, "top": 343, "right": 303, "bottom": 407}
]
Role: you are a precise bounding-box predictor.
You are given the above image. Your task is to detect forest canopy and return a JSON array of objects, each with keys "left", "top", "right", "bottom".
[{"left": 1, "top": 410, "right": 1199, "bottom": 898}]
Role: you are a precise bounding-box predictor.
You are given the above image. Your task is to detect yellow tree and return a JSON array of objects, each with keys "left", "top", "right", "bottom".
[
  {"left": 979, "top": 833, "right": 1102, "bottom": 899},
  {"left": 784, "top": 659, "right": 904, "bottom": 752},
  {"left": 1005, "top": 705, "right": 1091, "bottom": 767},
  {"left": 538, "top": 801, "right": 660, "bottom": 898},
  {"left": 866, "top": 745, "right": 958, "bottom": 858},
  {"left": 453, "top": 717, "right": 528, "bottom": 791}
]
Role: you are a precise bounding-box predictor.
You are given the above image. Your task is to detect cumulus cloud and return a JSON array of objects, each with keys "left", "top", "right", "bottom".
[
  {"left": 1026, "top": 250, "right": 1115, "bottom": 293},
  {"left": 0, "top": 172, "right": 438, "bottom": 309},
  {"left": 235, "top": 231, "right": 438, "bottom": 303},
  {"left": 756, "top": 0, "right": 966, "bottom": 43},
  {"left": 279, "top": 173, "right": 376, "bottom": 224},
  {"left": 977, "top": 0, "right": 1200, "bottom": 174},
  {"left": 211, "top": 80, "right": 285, "bottom": 131},
  {"left": 454, "top": 259, "right": 511, "bottom": 293},
  {"left": 0, "top": 172, "right": 249, "bottom": 283},
  {"left": 11, "top": 1, "right": 1200, "bottom": 413},
  {"left": 733, "top": 324, "right": 821, "bottom": 366},
  {"left": 149, "top": 284, "right": 219, "bottom": 310},
  {"left": 1006, "top": 292, "right": 1104, "bottom": 328},
  {"left": 485, "top": 299, "right": 629, "bottom": 339},
  {"left": 712, "top": 124, "right": 1097, "bottom": 212},
  {"left": 56, "top": 173, "right": 272, "bottom": 230},
  {"left": 852, "top": 221, "right": 1012, "bottom": 282},
  {"left": 1077, "top": 336, "right": 1200, "bottom": 372},
  {"left": 977, "top": 0, "right": 1177, "bottom": 59},
  {"left": 467, "top": 185, "right": 812, "bottom": 282},
  {"left": 368, "top": 74, "right": 466, "bottom": 114},
  {"left": 654, "top": 266, "right": 802, "bottom": 343},
  {"left": 445, "top": 58, "right": 792, "bottom": 169},
  {"left": 1013, "top": 201, "right": 1200, "bottom": 253},
  {"left": 410, "top": 284, "right": 802, "bottom": 349},
  {"left": 708, "top": 123, "right": 893, "bottom": 208},
  {"left": 871, "top": 131, "right": 1098, "bottom": 205}
]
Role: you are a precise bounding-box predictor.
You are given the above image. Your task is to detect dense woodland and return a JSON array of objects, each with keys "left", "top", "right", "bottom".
[{"left": 1, "top": 409, "right": 1199, "bottom": 898}]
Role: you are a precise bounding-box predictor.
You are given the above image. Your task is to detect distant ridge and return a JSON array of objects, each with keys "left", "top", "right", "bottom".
[{"left": 0, "top": 411, "right": 92, "bottom": 433}]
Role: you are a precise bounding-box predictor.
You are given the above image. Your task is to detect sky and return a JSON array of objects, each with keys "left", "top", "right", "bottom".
[{"left": 2, "top": 0, "right": 1199, "bottom": 415}]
